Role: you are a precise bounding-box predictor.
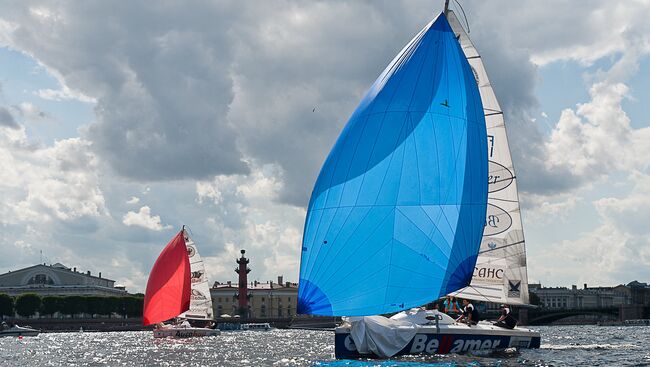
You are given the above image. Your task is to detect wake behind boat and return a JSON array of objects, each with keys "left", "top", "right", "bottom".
[
  {"left": 296, "top": 1, "right": 539, "bottom": 359},
  {"left": 143, "top": 227, "right": 220, "bottom": 338}
]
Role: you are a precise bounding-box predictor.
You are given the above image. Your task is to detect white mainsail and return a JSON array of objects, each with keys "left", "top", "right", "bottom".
[
  {"left": 447, "top": 9, "right": 529, "bottom": 305},
  {"left": 179, "top": 229, "right": 214, "bottom": 320}
]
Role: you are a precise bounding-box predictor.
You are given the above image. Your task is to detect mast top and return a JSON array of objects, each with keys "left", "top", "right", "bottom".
[{"left": 444, "top": 0, "right": 450, "bottom": 16}]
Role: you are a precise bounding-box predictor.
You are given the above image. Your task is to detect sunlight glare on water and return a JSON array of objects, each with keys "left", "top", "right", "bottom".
[{"left": 1, "top": 326, "right": 649, "bottom": 366}]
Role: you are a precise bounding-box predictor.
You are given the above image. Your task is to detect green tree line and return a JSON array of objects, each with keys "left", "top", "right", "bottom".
[{"left": 0, "top": 293, "right": 143, "bottom": 318}]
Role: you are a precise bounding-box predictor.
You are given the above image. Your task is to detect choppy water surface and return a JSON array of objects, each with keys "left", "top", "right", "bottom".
[{"left": 1, "top": 325, "right": 649, "bottom": 366}]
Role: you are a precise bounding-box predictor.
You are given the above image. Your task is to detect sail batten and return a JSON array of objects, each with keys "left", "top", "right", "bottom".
[{"left": 298, "top": 12, "right": 488, "bottom": 317}]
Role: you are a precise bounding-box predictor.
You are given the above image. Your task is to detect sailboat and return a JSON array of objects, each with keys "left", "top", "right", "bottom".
[
  {"left": 143, "top": 227, "right": 220, "bottom": 338},
  {"left": 297, "top": 3, "right": 539, "bottom": 359}
]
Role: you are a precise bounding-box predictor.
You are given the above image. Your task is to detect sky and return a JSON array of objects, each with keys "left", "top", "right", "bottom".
[{"left": 0, "top": 0, "right": 649, "bottom": 293}]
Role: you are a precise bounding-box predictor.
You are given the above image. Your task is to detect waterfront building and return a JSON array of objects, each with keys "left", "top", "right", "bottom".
[
  {"left": 0, "top": 263, "right": 127, "bottom": 297},
  {"left": 210, "top": 277, "right": 298, "bottom": 319},
  {"left": 210, "top": 250, "right": 297, "bottom": 318},
  {"left": 531, "top": 283, "right": 632, "bottom": 309},
  {"left": 627, "top": 281, "right": 650, "bottom": 305}
]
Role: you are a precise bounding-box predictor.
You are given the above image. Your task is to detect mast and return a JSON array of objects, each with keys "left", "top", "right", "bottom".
[{"left": 444, "top": 0, "right": 450, "bottom": 16}]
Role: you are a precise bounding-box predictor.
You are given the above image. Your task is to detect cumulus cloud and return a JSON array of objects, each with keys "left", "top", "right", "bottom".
[
  {"left": 0, "top": 126, "right": 107, "bottom": 223},
  {"left": 1, "top": 0, "right": 650, "bottom": 291},
  {"left": 122, "top": 206, "right": 171, "bottom": 231},
  {"left": 197, "top": 163, "right": 305, "bottom": 282},
  {"left": 531, "top": 172, "right": 650, "bottom": 286},
  {"left": 0, "top": 1, "right": 248, "bottom": 181}
]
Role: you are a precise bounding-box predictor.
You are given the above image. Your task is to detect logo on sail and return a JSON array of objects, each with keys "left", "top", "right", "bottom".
[
  {"left": 488, "top": 161, "right": 514, "bottom": 193},
  {"left": 484, "top": 204, "right": 512, "bottom": 236},
  {"left": 191, "top": 289, "right": 207, "bottom": 301},
  {"left": 508, "top": 280, "right": 521, "bottom": 297},
  {"left": 473, "top": 266, "right": 504, "bottom": 284},
  {"left": 191, "top": 270, "right": 204, "bottom": 283},
  {"left": 186, "top": 245, "right": 196, "bottom": 258}
]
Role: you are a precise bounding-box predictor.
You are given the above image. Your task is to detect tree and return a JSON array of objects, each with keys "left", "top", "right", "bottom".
[
  {"left": 61, "top": 296, "right": 87, "bottom": 317},
  {"left": 0, "top": 293, "right": 13, "bottom": 317},
  {"left": 40, "top": 296, "right": 63, "bottom": 317},
  {"left": 106, "top": 297, "right": 121, "bottom": 318},
  {"left": 94, "top": 297, "right": 113, "bottom": 317},
  {"left": 86, "top": 297, "right": 105, "bottom": 317},
  {"left": 123, "top": 297, "right": 143, "bottom": 317},
  {"left": 15, "top": 293, "right": 41, "bottom": 317}
]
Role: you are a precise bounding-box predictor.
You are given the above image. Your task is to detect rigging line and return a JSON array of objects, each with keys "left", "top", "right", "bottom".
[
  {"left": 452, "top": 0, "right": 470, "bottom": 34},
  {"left": 452, "top": 284, "right": 494, "bottom": 303},
  {"left": 478, "top": 240, "right": 526, "bottom": 255}
]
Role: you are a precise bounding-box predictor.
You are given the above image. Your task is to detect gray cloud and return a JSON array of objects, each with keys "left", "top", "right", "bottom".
[
  {"left": 0, "top": 106, "right": 19, "bottom": 129},
  {"left": 2, "top": 1, "right": 650, "bottom": 291},
  {"left": 4, "top": 1, "right": 248, "bottom": 181}
]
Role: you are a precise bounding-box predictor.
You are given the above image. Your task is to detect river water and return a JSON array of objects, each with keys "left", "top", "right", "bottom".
[{"left": 1, "top": 325, "right": 649, "bottom": 366}]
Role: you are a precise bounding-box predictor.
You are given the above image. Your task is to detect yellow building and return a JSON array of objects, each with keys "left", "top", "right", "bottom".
[{"left": 211, "top": 276, "right": 297, "bottom": 318}]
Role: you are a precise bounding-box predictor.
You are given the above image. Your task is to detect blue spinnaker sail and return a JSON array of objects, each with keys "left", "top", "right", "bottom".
[{"left": 298, "top": 13, "right": 488, "bottom": 316}]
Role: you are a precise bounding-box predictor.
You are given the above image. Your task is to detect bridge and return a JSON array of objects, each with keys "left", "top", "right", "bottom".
[{"left": 526, "top": 307, "right": 618, "bottom": 325}]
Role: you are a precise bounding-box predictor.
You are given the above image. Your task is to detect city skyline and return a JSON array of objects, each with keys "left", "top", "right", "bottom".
[{"left": 1, "top": 1, "right": 650, "bottom": 293}]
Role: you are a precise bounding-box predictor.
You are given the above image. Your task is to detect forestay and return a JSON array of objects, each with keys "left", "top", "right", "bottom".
[
  {"left": 298, "top": 13, "right": 488, "bottom": 316},
  {"left": 446, "top": 10, "right": 529, "bottom": 305},
  {"left": 179, "top": 229, "right": 214, "bottom": 320}
]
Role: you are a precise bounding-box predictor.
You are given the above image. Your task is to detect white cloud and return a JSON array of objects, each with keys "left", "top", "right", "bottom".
[
  {"left": 523, "top": 194, "right": 580, "bottom": 225},
  {"left": 1, "top": 1, "right": 650, "bottom": 291},
  {"left": 35, "top": 85, "right": 96, "bottom": 103},
  {"left": 12, "top": 102, "right": 48, "bottom": 121},
  {"left": 532, "top": 172, "right": 650, "bottom": 286},
  {"left": 126, "top": 196, "right": 140, "bottom": 205},
  {"left": 0, "top": 126, "right": 107, "bottom": 223},
  {"left": 122, "top": 206, "right": 171, "bottom": 231},
  {"left": 197, "top": 163, "right": 305, "bottom": 282}
]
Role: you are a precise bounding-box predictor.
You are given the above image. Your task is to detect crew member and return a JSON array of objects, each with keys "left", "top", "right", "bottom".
[
  {"left": 494, "top": 304, "right": 517, "bottom": 329},
  {"left": 456, "top": 299, "right": 479, "bottom": 325},
  {"left": 443, "top": 296, "right": 460, "bottom": 316}
]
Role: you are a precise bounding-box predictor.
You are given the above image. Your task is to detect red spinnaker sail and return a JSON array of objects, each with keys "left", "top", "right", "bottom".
[{"left": 143, "top": 230, "right": 191, "bottom": 325}]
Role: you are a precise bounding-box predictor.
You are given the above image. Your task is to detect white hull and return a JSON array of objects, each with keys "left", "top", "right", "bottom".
[
  {"left": 335, "top": 310, "right": 540, "bottom": 359},
  {"left": 335, "top": 322, "right": 540, "bottom": 358},
  {"left": 153, "top": 327, "right": 220, "bottom": 338},
  {"left": 0, "top": 325, "right": 40, "bottom": 337}
]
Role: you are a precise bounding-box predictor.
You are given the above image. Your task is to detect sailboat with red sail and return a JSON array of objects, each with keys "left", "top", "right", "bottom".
[{"left": 143, "top": 227, "right": 220, "bottom": 338}]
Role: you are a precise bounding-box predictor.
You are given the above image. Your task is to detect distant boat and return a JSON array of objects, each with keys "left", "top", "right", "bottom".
[
  {"left": 240, "top": 323, "right": 273, "bottom": 331},
  {"left": 297, "top": 4, "right": 539, "bottom": 359},
  {"left": 143, "top": 227, "right": 220, "bottom": 338},
  {"left": 0, "top": 324, "right": 39, "bottom": 338}
]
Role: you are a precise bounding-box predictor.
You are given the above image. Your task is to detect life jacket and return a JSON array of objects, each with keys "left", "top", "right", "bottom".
[{"left": 444, "top": 299, "right": 459, "bottom": 313}]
